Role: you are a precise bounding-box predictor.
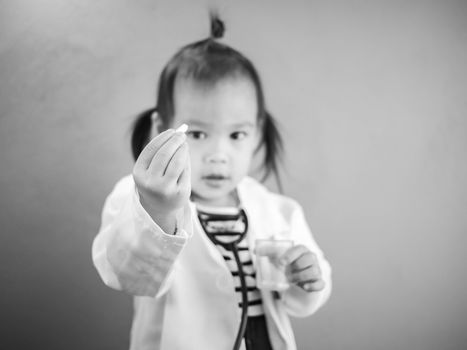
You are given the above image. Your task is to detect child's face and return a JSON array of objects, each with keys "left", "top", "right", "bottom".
[{"left": 171, "top": 77, "right": 260, "bottom": 207}]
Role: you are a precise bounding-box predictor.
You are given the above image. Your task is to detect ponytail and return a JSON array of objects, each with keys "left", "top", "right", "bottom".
[
  {"left": 209, "top": 10, "right": 225, "bottom": 39},
  {"left": 262, "top": 112, "right": 284, "bottom": 192}
]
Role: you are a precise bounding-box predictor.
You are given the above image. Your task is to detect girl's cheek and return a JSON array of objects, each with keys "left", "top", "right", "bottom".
[
  {"left": 186, "top": 146, "right": 202, "bottom": 165},
  {"left": 186, "top": 142, "right": 201, "bottom": 156}
]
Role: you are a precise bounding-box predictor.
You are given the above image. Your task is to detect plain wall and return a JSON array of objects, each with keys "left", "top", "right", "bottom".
[{"left": 1, "top": 0, "right": 466, "bottom": 349}]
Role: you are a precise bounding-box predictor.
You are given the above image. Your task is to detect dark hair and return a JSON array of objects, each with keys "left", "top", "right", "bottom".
[{"left": 131, "top": 12, "right": 283, "bottom": 187}]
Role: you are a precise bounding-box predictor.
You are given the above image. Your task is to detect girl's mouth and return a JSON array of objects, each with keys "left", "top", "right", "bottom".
[{"left": 202, "top": 174, "right": 230, "bottom": 187}]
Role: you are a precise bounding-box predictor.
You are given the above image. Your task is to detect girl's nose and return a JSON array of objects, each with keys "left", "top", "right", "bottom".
[
  {"left": 204, "top": 152, "right": 228, "bottom": 164},
  {"left": 204, "top": 137, "right": 229, "bottom": 164}
]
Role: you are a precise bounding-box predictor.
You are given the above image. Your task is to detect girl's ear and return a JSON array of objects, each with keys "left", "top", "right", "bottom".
[{"left": 151, "top": 111, "right": 163, "bottom": 138}]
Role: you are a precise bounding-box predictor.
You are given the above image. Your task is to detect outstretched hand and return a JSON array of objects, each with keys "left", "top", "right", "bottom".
[{"left": 132, "top": 128, "right": 191, "bottom": 233}]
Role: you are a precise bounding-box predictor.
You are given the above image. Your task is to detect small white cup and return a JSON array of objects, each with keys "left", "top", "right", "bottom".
[{"left": 255, "top": 239, "right": 293, "bottom": 291}]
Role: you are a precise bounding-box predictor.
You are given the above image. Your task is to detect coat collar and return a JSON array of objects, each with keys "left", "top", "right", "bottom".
[{"left": 237, "top": 176, "right": 291, "bottom": 240}]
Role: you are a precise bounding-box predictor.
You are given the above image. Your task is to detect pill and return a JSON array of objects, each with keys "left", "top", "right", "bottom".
[{"left": 176, "top": 124, "right": 188, "bottom": 133}]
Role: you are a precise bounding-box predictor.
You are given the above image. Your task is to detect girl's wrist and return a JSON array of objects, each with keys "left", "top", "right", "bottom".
[
  {"left": 139, "top": 195, "right": 178, "bottom": 234},
  {"left": 150, "top": 211, "right": 178, "bottom": 235}
]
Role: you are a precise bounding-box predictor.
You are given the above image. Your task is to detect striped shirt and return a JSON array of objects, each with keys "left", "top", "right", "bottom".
[{"left": 197, "top": 205, "right": 264, "bottom": 317}]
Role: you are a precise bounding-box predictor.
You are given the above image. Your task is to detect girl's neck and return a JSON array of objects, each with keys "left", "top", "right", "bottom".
[{"left": 191, "top": 190, "right": 240, "bottom": 208}]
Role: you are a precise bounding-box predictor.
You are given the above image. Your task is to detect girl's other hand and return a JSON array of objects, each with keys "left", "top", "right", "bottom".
[
  {"left": 132, "top": 129, "right": 191, "bottom": 233},
  {"left": 279, "top": 245, "right": 325, "bottom": 293}
]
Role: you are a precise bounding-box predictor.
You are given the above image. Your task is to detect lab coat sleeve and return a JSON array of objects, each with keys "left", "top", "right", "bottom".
[
  {"left": 281, "top": 204, "right": 332, "bottom": 317},
  {"left": 92, "top": 176, "right": 192, "bottom": 297}
]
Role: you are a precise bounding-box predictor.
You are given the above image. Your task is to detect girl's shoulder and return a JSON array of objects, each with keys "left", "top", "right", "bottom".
[
  {"left": 114, "top": 174, "right": 134, "bottom": 190},
  {"left": 239, "top": 176, "right": 302, "bottom": 215},
  {"left": 239, "top": 177, "right": 308, "bottom": 236},
  {"left": 106, "top": 174, "right": 135, "bottom": 199}
]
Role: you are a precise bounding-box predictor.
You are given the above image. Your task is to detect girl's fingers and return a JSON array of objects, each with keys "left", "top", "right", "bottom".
[
  {"left": 164, "top": 142, "right": 189, "bottom": 179},
  {"left": 177, "top": 161, "right": 191, "bottom": 188},
  {"left": 279, "top": 244, "right": 314, "bottom": 267},
  {"left": 301, "top": 279, "right": 325, "bottom": 293},
  {"left": 135, "top": 129, "right": 175, "bottom": 172},
  {"left": 289, "top": 252, "right": 317, "bottom": 272},
  {"left": 280, "top": 245, "right": 323, "bottom": 291},
  {"left": 148, "top": 131, "right": 186, "bottom": 175},
  {"left": 287, "top": 265, "right": 322, "bottom": 283}
]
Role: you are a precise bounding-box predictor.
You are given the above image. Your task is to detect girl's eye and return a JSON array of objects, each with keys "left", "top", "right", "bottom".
[
  {"left": 231, "top": 131, "right": 247, "bottom": 140},
  {"left": 186, "top": 131, "right": 207, "bottom": 140}
]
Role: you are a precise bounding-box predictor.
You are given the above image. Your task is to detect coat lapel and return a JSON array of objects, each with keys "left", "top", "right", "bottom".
[{"left": 237, "top": 177, "right": 294, "bottom": 350}]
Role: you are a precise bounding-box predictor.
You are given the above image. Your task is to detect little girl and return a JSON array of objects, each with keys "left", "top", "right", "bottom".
[{"left": 93, "top": 13, "right": 331, "bottom": 350}]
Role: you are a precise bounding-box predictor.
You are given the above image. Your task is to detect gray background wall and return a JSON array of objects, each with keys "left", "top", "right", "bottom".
[{"left": 1, "top": 0, "right": 466, "bottom": 349}]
